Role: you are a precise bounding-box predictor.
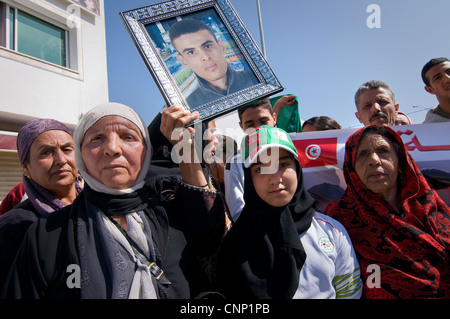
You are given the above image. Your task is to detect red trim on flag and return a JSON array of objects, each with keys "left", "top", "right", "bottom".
[{"left": 0, "top": 135, "right": 17, "bottom": 151}]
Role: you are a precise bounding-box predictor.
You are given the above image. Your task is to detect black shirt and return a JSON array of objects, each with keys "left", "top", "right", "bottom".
[{"left": 187, "top": 66, "right": 259, "bottom": 110}]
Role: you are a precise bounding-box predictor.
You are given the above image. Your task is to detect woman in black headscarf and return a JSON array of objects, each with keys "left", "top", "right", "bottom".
[
  {"left": 2, "top": 103, "right": 226, "bottom": 299},
  {"left": 215, "top": 126, "right": 361, "bottom": 299}
]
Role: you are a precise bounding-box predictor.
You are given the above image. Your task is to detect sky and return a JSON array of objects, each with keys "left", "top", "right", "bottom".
[{"left": 104, "top": 0, "right": 450, "bottom": 130}]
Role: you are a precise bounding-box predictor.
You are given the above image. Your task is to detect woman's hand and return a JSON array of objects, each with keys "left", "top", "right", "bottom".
[
  {"left": 160, "top": 105, "right": 199, "bottom": 146},
  {"left": 160, "top": 105, "right": 207, "bottom": 187}
]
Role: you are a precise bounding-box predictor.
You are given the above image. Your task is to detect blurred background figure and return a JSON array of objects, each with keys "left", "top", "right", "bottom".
[
  {"left": 395, "top": 111, "right": 412, "bottom": 125},
  {"left": 302, "top": 116, "right": 342, "bottom": 132}
]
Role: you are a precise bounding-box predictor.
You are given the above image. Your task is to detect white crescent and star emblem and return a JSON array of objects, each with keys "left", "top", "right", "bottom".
[{"left": 305, "top": 144, "right": 321, "bottom": 160}]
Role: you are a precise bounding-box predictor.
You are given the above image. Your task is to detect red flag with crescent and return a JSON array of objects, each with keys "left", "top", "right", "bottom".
[{"left": 293, "top": 138, "right": 338, "bottom": 168}]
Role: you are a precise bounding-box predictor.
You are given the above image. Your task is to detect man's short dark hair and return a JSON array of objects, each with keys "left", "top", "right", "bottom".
[
  {"left": 354, "top": 80, "right": 395, "bottom": 111},
  {"left": 302, "top": 116, "right": 342, "bottom": 131},
  {"left": 169, "top": 19, "right": 217, "bottom": 52},
  {"left": 238, "top": 98, "right": 274, "bottom": 122},
  {"left": 421, "top": 57, "right": 449, "bottom": 86}
]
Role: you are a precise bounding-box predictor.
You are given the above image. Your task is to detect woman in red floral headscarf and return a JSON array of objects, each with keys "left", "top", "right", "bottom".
[{"left": 326, "top": 125, "right": 450, "bottom": 299}]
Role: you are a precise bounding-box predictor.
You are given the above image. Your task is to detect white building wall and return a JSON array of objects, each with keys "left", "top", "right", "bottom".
[{"left": 0, "top": 0, "right": 108, "bottom": 127}]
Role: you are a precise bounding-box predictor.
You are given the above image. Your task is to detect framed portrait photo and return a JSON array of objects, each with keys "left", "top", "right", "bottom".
[{"left": 120, "top": 0, "right": 283, "bottom": 123}]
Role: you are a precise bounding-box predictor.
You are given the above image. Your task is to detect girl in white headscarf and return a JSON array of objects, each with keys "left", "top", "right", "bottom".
[{"left": 2, "top": 103, "right": 226, "bottom": 299}]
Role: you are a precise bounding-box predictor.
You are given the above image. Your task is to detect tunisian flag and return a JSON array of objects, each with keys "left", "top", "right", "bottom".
[{"left": 293, "top": 138, "right": 338, "bottom": 168}]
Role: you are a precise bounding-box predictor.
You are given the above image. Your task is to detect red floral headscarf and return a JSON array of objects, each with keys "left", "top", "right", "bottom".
[{"left": 326, "top": 125, "right": 450, "bottom": 299}]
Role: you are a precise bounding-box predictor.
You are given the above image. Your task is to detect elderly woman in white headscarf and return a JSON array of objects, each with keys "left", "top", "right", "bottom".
[{"left": 2, "top": 103, "right": 226, "bottom": 299}]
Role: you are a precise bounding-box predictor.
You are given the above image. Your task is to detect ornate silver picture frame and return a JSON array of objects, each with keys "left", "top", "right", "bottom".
[{"left": 120, "top": 0, "right": 283, "bottom": 123}]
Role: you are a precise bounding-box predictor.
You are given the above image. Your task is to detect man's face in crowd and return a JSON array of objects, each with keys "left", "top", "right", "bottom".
[
  {"left": 355, "top": 88, "right": 399, "bottom": 126},
  {"left": 424, "top": 61, "right": 450, "bottom": 103},
  {"left": 239, "top": 106, "right": 277, "bottom": 132},
  {"left": 173, "top": 29, "right": 229, "bottom": 86}
]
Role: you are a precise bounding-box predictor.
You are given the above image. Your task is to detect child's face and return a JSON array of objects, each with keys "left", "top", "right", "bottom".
[{"left": 249, "top": 148, "right": 298, "bottom": 207}]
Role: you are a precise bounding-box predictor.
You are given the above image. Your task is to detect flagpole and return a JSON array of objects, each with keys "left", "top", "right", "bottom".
[{"left": 256, "top": 0, "right": 266, "bottom": 58}]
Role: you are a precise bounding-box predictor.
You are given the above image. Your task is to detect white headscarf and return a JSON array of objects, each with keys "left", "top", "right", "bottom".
[{"left": 74, "top": 102, "right": 152, "bottom": 195}]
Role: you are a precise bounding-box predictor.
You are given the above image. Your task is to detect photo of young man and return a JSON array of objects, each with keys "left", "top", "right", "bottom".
[{"left": 169, "top": 18, "right": 259, "bottom": 109}]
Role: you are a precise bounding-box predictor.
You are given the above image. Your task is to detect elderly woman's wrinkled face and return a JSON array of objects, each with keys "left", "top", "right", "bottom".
[
  {"left": 81, "top": 116, "right": 145, "bottom": 190},
  {"left": 23, "top": 130, "right": 78, "bottom": 194},
  {"left": 354, "top": 133, "right": 399, "bottom": 201}
]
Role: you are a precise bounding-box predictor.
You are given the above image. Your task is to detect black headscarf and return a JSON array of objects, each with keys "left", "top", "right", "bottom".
[
  {"left": 76, "top": 185, "right": 175, "bottom": 299},
  {"left": 216, "top": 160, "right": 316, "bottom": 299}
]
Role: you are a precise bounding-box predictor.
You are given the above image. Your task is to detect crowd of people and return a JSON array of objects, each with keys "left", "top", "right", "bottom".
[{"left": 0, "top": 57, "right": 449, "bottom": 299}]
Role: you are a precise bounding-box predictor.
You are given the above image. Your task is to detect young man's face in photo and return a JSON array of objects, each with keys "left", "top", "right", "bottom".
[{"left": 173, "top": 29, "right": 229, "bottom": 86}]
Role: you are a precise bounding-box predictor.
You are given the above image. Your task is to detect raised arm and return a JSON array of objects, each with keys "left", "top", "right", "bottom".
[
  {"left": 272, "top": 94, "right": 297, "bottom": 119},
  {"left": 160, "top": 105, "right": 209, "bottom": 188}
]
